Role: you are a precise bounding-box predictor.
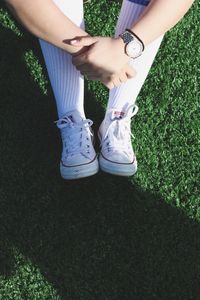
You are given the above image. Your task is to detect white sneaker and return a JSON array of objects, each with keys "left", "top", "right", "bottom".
[
  {"left": 55, "top": 110, "right": 99, "bottom": 180},
  {"left": 98, "top": 104, "right": 138, "bottom": 177}
]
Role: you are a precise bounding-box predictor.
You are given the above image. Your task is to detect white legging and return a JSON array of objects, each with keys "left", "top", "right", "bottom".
[{"left": 39, "top": 0, "right": 164, "bottom": 118}]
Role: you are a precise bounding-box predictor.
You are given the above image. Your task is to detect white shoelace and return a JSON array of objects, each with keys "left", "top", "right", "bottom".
[
  {"left": 100, "top": 104, "right": 139, "bottom": 154},
  {"left": 54, "top": 116, "right": 94, "bottom": 159}
]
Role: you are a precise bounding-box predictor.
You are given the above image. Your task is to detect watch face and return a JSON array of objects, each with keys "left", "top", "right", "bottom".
[{"left": 126, "top": 40, "right": 143, "bottom": 58}]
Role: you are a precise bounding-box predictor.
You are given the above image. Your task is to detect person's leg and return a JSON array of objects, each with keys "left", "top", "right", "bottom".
[
  {"left": 98, "top": 0, "right": 165, "bottom": 176},
  {"left": 107, "top": 0, "right": 165, "bottom": 112},
  {"left": 39, "top": 0, "right": 99, "bottom": 179},
  {"left": 39, "top": 0, "right": 85, "bottom": 119}
]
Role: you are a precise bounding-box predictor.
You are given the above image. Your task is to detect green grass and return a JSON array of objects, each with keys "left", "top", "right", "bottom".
[{"left": 0, "top": 0, "right": 199, "bottom": 299}]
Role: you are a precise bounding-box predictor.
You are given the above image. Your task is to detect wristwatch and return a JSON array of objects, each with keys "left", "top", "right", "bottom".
[{"left": 119, "top": 28, "right": 145, "bottom": 59}]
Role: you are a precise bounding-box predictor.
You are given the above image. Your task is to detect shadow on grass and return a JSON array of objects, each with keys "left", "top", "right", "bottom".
[{"left": 0, "top": 24, "right": 200, "bottom": 300}]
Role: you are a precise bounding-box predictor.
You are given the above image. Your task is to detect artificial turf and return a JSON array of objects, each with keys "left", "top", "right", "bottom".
[{"left": 0, "top": 0, "right": 199, "bottom": 299}]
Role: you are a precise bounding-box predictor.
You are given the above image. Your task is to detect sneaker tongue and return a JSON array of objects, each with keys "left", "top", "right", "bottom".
[
  {"left": 111, "top": 110, "right": 125, "bottom": 120},
  {"left": 65, "top": 110, "right": 84, "bottom": 123}
]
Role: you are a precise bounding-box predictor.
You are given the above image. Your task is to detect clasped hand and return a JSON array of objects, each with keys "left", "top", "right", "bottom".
[{"left": 67, "top": 36, "right": 136, "bottom": 89}]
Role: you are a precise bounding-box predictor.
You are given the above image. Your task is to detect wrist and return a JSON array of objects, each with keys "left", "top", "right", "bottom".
[
  {"left": 129, "top": 25, "right": 148, "bottom": 47},
  {"left": 115, "top": 36, "right": 128, "bottom": 56}
]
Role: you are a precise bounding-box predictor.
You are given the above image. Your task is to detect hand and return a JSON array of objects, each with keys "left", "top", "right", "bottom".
[{"left": 69, "top": 36, "right": 136, "bottom": 89}]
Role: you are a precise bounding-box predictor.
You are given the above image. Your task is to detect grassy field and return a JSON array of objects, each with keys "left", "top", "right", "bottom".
[{"left": 0, "top": 0, "right": 199, "bottom": 299}]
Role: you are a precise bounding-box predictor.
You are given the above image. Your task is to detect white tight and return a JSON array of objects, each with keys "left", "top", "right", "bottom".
[
  {"left": 39, "top": 0, "right": 85, "bottom": 118},
  {"left": 39, "top": 0, "right": 164, "bottom": 118}
]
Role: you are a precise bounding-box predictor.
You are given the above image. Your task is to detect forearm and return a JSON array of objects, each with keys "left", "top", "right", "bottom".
[
  {"left": 5, "top": 0, "right": 88, "bottom": 54},
  {"left": 130, "top": 0, "right": 195, "bottom": 46}
]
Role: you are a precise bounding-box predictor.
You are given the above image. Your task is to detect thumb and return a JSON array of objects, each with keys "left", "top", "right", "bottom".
[
  {"left": 126, "top": 65, "right": 137, "bottom": 79},
  {"left": 70, "top": 36, "right": 98, "bottom": 47}
]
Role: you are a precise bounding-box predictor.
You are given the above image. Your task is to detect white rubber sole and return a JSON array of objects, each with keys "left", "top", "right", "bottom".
[
  {"left": 99, "top": 154, "right": 137, "bottom": 177},
  {"left": 60, "top": 157, "right": 99, "bottom": 180}
]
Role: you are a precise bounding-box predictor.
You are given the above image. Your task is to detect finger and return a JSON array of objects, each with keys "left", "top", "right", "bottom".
[
  {"left": 112, "top": 77, "right": 121, "bottom": 88},
  {"left": 77, "top": 65, "right": 94, "bottom": 72},
  {"left": 102, "top": 80, "right": 114, "bottom": 90},
  {"left": 77, "top": 65, "right": 102, "bottom": 77},
  {"left": 63, "top": 35, "right": 91, "bottom": 46},
  {"left": 107, "top": 82, "right": 115, "bottom": 89},
  {"left": 72, "top": 55, "right": 87, "bottom": 67},
  {"left": 72, "top": 47, "right": 90, "bottom": 58},
  {"left": 75, "top": 65, "right": 90, "bottom": 73},
  {"left": 79, "top": 69, "right": 100, "bottom": 79},
  {"left": 70, "top": 36, "right": 99, "bottom": 47},
  {"left": 126, "top": 65, "right": 137, "bottom": 79},
  {"left": 119, "top": 73, "right": 128, "bottom": 83},
  {"left": 80, "top": 71, "right": 101, "bottom": 78},
  {"left": 86, "top": 75, "right": 100, "bottom": 80},
  {"left": 85, "top": 72, "right": 101, "bottom": 78},
  {"left": 77, "top": 67, "right": 98, "bottom": 76}
]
